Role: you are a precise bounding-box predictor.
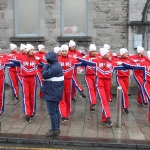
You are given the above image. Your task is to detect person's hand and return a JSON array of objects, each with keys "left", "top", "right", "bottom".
[
  {"left": 112, "top": 53, "right": 117, "bottom": 56},
  {"left": 79, "top": 69, "right": 84, "bottom": 73},
  {"left": 43, "top": 64, "right": 49, "bottom": 70},
  {"left": 132, "top": 60, "right": 138, "bottom": 63},
  {"left": 73, "top": 55, "right": 77, "bottom": 58},
  {"left": 35, "top": 56, "right": 40, "bottom": 60},
  {"left": 116, "top": 62, "right": 122, "bottom": 66}
]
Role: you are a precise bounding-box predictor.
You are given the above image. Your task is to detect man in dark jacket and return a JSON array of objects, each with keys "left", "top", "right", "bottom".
[{"left": 42, "top": 51, "right": 64, "bottom": 137}]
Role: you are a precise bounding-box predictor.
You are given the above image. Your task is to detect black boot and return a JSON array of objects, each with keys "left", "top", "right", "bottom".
[
  {"left": 72, "top": 98, "right": 76, "bottom": 102},
  {"left": 49, "top": 129, "right": 60, "bottom": 134},
  {"left": 80, "top": 91, "right": 86, "bottom": 98},
  {"left": 46, "top": 129, "right": 59, "bottom": 137}
]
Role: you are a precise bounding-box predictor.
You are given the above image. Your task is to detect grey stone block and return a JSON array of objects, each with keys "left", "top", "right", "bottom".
[
  {"left": 50, "top": 140, "right": 93, "bottom": 147},
  {"left": 7, "top": 138, "right": 24, "bottom": 144}
]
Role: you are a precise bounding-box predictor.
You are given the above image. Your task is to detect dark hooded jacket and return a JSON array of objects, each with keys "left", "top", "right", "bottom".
[{"left": 42, "top": 52, "right": 64, "bottom": 101}]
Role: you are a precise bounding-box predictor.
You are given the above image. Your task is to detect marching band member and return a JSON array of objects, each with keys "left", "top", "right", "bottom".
[
  {"left": 58, "top": 44, "right": 85, "bottom": 121},
  {"left": 9, "top": 44, "right": 43, "bottom": 123},
  {"left": 84, "top": 44, "right": 97, "bottom": 112},
  {"left": 78, "top": 48, "right": 118, "bottom": 126},
  {"left": 0, "top": 57, "right": 15, "bottom": 116},
  {"left": 35, "top": 45, "right": 47, "bottom": 99},
  {"left": 129, "top": 46, "right": 149, "bottom": 105},
  {"left": 68, "top": 40, "right": 86, "bottom": 101},
  {"left": 7, "top": 44, "right": 20, "bottom": 102},
  {"left": 115, "top": 48, "right": 132, "bottom": 114},
  {"left": 118, "top": 55, "right": 149, "bottom": 124}
]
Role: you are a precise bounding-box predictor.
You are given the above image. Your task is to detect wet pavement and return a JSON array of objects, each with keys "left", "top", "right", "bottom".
[{"left": 1, "top": 84, "right": 150, "bottom": 149}]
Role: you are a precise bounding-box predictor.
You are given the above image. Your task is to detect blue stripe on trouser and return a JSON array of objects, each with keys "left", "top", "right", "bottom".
[
  {"left": 22, "top": 77, "right": 26, "bottom": 115},
  {"left": 8, "top": 70, "right": 17, "bottom": 97},
  {"left": 143, "top": 81, "right": 150, "bottom": 103},
  {"left": 0, "top": 77, "right": 5, "bottom": 114},
  {"left": 133, "top": 74, "right": 147, "bottom": 103},
  {"left": 72, "top": 77, "right": 82, "bottom": 92},
  {"left": 33, "top": 76, "right": 37, "bottom": 115}
]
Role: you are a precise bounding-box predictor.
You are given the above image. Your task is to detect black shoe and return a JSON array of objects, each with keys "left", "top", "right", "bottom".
[
  {"left": 61, "top": 117, "right": 69, "bottom": 122},
  {"left": 30, "top": 114, "right": 34, "bottom": 119},
  {"left": 65, "top": 118, "right": 69, "bottom": 121},
  {"left": 106, "top": 118, "right": 113, "bottom": 126},
  {"left": 80, "top": 91, "right": 86, "bottom": 98},
  {"left": 110, "top": 99, "right": 113, "bottom": 102},
  {"left": 49, "top": 129, "right": 60, "bottom": 134},
  {"left": 46, "top": 129, "right": 59, "bottom": 137},
  {"left": 72, "top": 98, "right": 76, "bottom": 102},
  {"left": 138, "top": 103, "right": 143, "bottom": 106},
  {"left": 122, "top": 108, "right": 129, "bottom": 115},
  {"left": 90, "top": 105, "right": 96, "bottom": 112},
  {"left": 16, "top": 97, "right": 19, "bottom": 100},
  {"left": 101, "top": 122, "right": 107, "bottom": 125},
  {"left": 13, "top": 97, "right": 19, "bottom": 103},
  {"left": 26, "top": 116, "right": 31, "bottom": 123},
  {"left": 143, "top": 103, "right": 148, "bottom": 106},
  {"left": 0, "top": 113, "right": 3, "bottom": 117}
]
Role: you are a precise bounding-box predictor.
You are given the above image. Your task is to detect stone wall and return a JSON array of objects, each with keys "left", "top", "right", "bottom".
[
  {"left": 0, "top": 0, "right": 149, "bottom": 54},
  {"left": 0, "top": 0, "right": 129, "bottom": 53},
  {"left": 0, "top": 0, "right": 10, "bottom": 53},
  {"left": 91, "top": 0, "right": 128, "bottom": 52}
]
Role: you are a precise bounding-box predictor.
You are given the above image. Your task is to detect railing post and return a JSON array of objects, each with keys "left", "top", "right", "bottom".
[{"left": 116, "top": 86, "right": 122, "bottom": 127}]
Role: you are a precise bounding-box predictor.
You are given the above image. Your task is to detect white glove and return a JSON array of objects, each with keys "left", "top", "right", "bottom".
[
  {"left": 112, "top": 53, "right": 117, "bottom": 56},
  {"left": 73, "top": 55, "right": 77, "bottom": 58},
  {"left": 116, "top": 62, "right": 122, "bottom": 66},
  {"left": 133, "top": 60, "right": 138, "bottom": 63},
  {"left": 8, "top": 54, "right": 13, "bottom": 56},
  {"left": 79, "top": 69, "right": 84, "bottom": 73},
  {"left": 35, "top": 56, "right": 40, "bottom": 60}
]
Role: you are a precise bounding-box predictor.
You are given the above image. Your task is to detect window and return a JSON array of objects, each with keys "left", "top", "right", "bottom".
[
  {"left": 14, "top": 0, "right": 40, "bottom": 37},
  {"left": 61, "top": 0, "right": 88, "bottom": 36}
]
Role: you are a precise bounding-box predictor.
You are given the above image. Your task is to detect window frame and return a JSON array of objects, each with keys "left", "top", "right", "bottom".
[
  {"left": 14, "top": 0, "right": 40, "bottom": 37},
  {"left": 61, "top": 0, "right": 88, "bottom": 37}
]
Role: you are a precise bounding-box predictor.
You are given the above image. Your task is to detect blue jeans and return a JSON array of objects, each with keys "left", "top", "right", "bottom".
[{"left": 46, "top": 100, "right": 60, "bottom": 130}]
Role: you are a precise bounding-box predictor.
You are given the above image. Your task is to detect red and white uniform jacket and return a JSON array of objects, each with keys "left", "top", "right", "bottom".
[
  {"left": 84, "top": 55, "right": 97, "bottom": 75},
  {"left": 34, "top": 51, "right": 47, "bottom": 62},
  {"left": 9, "top": 55, "right": 42, "bottom": 77},
  {"left": 58, "top": 55, "right": 82, "bottom": 79},
  {"left": 129, "top": 54, "right": 149, "bottom": 76},
  {"left": 0, "top": 58, "right": 14, "bottom": 77},
  {"left": 77, "top": 57, "right": 126, "bottom": 79},
  {"left": 5, "top": 51, "right": 20, "bottom": 72},
  {"left": 115, "top": 57, "right": 133, "bottom": 77}
]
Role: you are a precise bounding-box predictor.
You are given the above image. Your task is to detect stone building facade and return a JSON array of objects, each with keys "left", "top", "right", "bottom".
[{"left": 0, "top": 0, "right": 149, "bottom": 54}]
